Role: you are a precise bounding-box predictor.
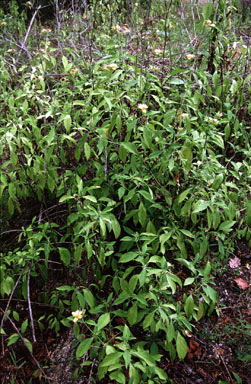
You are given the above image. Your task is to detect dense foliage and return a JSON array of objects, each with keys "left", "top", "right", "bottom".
[{"left": 0, "top": 0, "right": 250, "bottom": 382}]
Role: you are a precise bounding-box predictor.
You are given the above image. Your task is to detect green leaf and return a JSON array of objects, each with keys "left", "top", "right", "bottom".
[
  {"left": 128, "top": 302, "right": 138, "bottom": 326},
  {"left": 138, "top": 190, "right": 153, "bottom": 202},
  {"left": 12, "top": 311, "right": 19, "bottom": 322},
  {"left": 84, "top": 142, "right": 91, "bottom": 160},
  {"left": 112, "top": 217, "right": 121, "bottom": 239},
  {"left": 176, "top": 332, "right": 188, "bottom": 360},
  {"left": 166, "top": 322, "right": 175, "bottom": 343},
  {"left": 123, "top": 350, "right": 131, "bottom": 369},
  {"left": 203, "top": 285, "right": 218, "bottom": 303},
  {"left": 197, "top": 300, "right": 204, "bottom": 321},
  {"left": 7, "top": 333, "right": 19, "bottom": 346},
  {"left": 212, "top": 173, "right": 224, "bottom": 190},
  {"left": 179, "top": 229, "right": 194, "bottom": 238},
  {"left": 64, "top": 114, "right": 72, "bottom": 133},
  {"left": 74, "top": 244, "right": 82, "bottom": 264},
  {"left": 119, "top": 252, "right": 137, "bottom": 263},
  {"left": 184, "top": 295, "right": 194, "bottom": 318},
  {"left": 138, "top": 202, "right": 146, "bottom": 227},
  {"left": 118, "top": 187, "right": 126, "bottom": 200},
  {"left": 83, "top": 289, "right": 96, "bottom": 309},
  {"left": 8, "top": 183, "right": 16, "bottom": 199},
  {"left": 97, "top": 313, "right": 110, "bottom": 331},
  {"left": 100, "top": 352, "right": 123, "bottom": 367},
  {"left": 192, "top": 200, "right": 209, "bottom": 213},
  {"left": 83, "top": 195, "right": 97, "bottom": 203},
  {"left": 47, "top": 174, "right": 55, "bottom": 193},
  {"left": 23, "top": 337, "right": 33, "bottom": 352},
  {"left": 21, "top": 319, "right": 28, "bottom": 334},
  {"left": 210, "top": 133, "right": 224, "bottom": 149},
  {"left": 59, "top": 247, "right": 71, "bottom": 266},
  {"left": 178, "top": 188, "right": 191, "bottom": 204},
  {"left": 184, "top": 277, "right": 195, "bottom": 286},
  {"left": 76, "top": 338, "right": 93, "bottom": 359},
  {"left": 132, "top": 350, "right": 156, "bottom": 366},
  {"left": 62, "top": 55, "right": 72, "bottom": 72},
  {"left": 73, "top": 100, "right": 86, "bottom": 106},
  {"left": 8, "top": 198, "right": 14, "bottom": 215},
  {"left": 2, "top": 276, "right": 14, "bottom": 295},
  {"left": 128, "top": 275, "right": 138, "bottom": 294},
  {"left": 143, "top": 311, "right": 155, "bottom": 329},
  {"left": 169, "top": 78, "right": 184, "bottom": 85},
  {"left": 56, "top": 285, "right": 74, "bottom": 292},
  {"left": 109, "top": 371, "right": 126, "bottom": 384},
  {"left": 245, "top": 200, "right": 251, "bottom": 226},
  {"left": 121, "top": 142, "right": 137, "bottom": 155},
  {"left": 219, "top": 220, "right": 236, "bottom": 232},
  {"left": 155, "top": 366, "right": 168, "bottom": 381}
]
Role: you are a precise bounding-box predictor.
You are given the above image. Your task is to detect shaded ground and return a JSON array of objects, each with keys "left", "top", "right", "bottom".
[{"left": 0, "top": 243, "right": 250, "bottom": 384}]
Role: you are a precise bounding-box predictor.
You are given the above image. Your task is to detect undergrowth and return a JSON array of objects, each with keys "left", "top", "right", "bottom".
[{"left": 0, "top": 0, "right": 250, "bottom": 383}]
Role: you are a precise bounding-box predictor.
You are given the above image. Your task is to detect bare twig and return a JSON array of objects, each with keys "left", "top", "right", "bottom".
[
  {"left": 0, "top": 272, "right": 23, "bottom": 333},
  {"left": 0, "top": 229, "right": 23, "bottom": 236},
  {"left": 87, "top": 357, "right": 97, "bottom": 384},
  {"left": 163, "top": 0, "right": 173, "bottom": 70},
  {"left": 0, "top": 306, "right": 52, "bottom": 381},
  {"left": 27, "top": 268, "right": 36, "bottom": 343},
  {"left": 16, "top": 5, "right": 41, "bottom": 62}
]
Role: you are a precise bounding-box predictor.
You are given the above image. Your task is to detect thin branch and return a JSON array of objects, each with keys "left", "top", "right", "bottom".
[
  {"left": 16, "top": 5, "right": 41, "bottom": 62},
  {"left": 0, "top": 229, "right": 24, "bottom": 236},
  {"left": 0, "top": 272, "right": 23, "bottom": 333},
  {"left": 0, "top": 307, "right": 52, "bottom": 381},
  {"left": 27, "top": 268, "right": 36, "bottom": 343}
]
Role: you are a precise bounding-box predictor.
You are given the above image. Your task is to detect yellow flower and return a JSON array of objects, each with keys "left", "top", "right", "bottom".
[
  {"left": 186, "top": 54, "right": 195, "bottom": 60},
  {"left": 112, "top": 25, "right": 121, "bottom": 32},
  {"left": 72, "top": 310, "right": 84, "bottom": 323},
  {"left": 104, "top": 63, "right": 119, "bottom": 70},
  {"left": 70, "top": 68, "right": 78, "bottom": 75},
  {"left": 138, "top": 104, "right": 148, "bottom": 113},
  {"left": 87, "top": 117, "right": 93, "bottom": 125},
  {"left": 41, "top": 28, "right": 51, "bottom": 33},
  {"left": 1, "top": 22, "right": 7, "bottom": 26},
  {"left": 121, "top": 25, "right": 130, "bottom": 34},
  {"left": 205, "top": 19, "right": 215, "bottom": 27},
  {"left": 181, "top": 113, "right": 189, "bottom": 119},
  {"left": 154, "top": 49, "right": 163, "bottom": 55},
  {"left": 7, "top": 49, "right": 16, "bottom": 53},
  {"left": 216, "top": 112, "right": 222, "bottom": 118},
  {"left": 205, "top": 116, "right": 218, "bottom": 125},
  {"left": 26, "top": 1, "right": 32, "bottom": 5}
]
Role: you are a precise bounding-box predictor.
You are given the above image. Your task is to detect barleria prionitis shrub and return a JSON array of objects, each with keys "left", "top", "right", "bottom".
[{"left": 0, "top": 0, "right": 250, "bottom": 382}]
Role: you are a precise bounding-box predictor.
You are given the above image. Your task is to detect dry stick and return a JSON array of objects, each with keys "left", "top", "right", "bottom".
[
  {"left": 218, "top": 351, "right": 233, "bottom": 383},
  {"left": 16, "top": 5, "right": 41, "bottom": 62},
  {"left": 0, "top": 298, "right": 58, "bottom": 308},
  {"left": 87, "top": 357, "right": 97, "bottom": 384},
  {"left": 163, "top": 0, "right": 173, "bottom": 70},
  {"left": 0, "top": 229, "right": 23, "bottom": 236},
  {"left": 55, "top": 0, "right": 62, "bottom": 49},
  {"left": 0, "top": 306, "right": 52, "bottom": 381},
  {"left": 27, "top": 268, "right": 36, "bottom": 343},
  {"left": 0, "top": 272, "right": 23, "bottom": 333}
]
